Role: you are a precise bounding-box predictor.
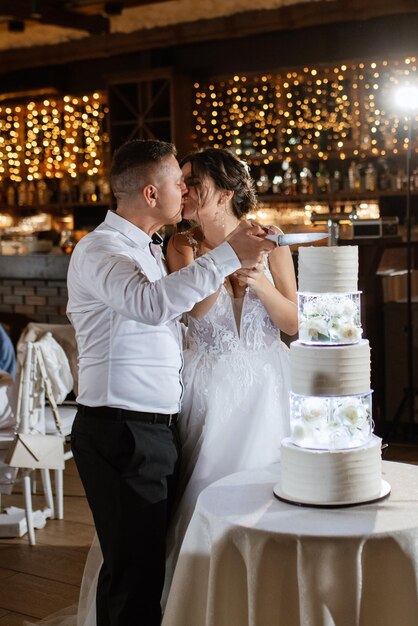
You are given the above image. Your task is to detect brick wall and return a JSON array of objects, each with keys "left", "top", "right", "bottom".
[
  {"left": 0, "top": 278, "right": 68, "bottom": 324},
  {"left": 0, "top": 254, "right": 71, "bottom": 343}
]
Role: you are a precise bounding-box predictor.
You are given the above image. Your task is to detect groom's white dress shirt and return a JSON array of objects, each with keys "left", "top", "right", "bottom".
[{"left": 67, "top": 210, "right": 240, "bottom": 414}]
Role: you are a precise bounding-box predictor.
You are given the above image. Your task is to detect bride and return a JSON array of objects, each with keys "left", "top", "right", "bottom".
[
  {"left": 163, "top": 148, "right": 297, "bottom": 593},
  {"left": 25, "top": 148, "right": 297, "bottom": 626}
]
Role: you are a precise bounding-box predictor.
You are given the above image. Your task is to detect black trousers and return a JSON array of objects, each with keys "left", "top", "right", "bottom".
[{"left": 71, "top": 409, "right": 181, "bottom": 626}]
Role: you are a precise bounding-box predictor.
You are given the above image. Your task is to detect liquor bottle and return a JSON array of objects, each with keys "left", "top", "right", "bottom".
[
  {"left": 413, "top": 167, "right": 418, "bottom": 191},
  {"left": 60, "top": 229, "right": 76, "bottom": 254},
  {"left": 290, "top": 165, "right": 299, "bottom": 195},
  {"left": 395, "top": 169, "right": 406, "bottom": 191},
  {"left": 364, "top": 163, "right": 377, "bottom": 192},
  {"left": 255, "top": 168, "right": 270, "bottom": 194},
  {"left": 348, "top": 161, "right": 361, "bottom": 192},
  {"left": 59, "top": 176, "right": 73, "bottom": 203},
  {"left": 379, "top": 162, "right": 392, "bottom": 191},
  {"left": 316, "top": 163, "right": 330, "bottom": 194},
  {"left": 27, "top": 181, "right": 37, "bottom": 205},
  {"left": 282, "top": 163, "right": 294, "bottom": 195},
  {"left": 271, "top": 174, "right": 283, "bottom": 194},
  {"left": 37, "top": 179, "right": 49, "bottom": 205},
  {"left": 331, "top": 169, "right": 342, "bottom": 194},
  {"left": 299, "top": 162, "right": 314, "bottom": 195},
  {"left": 97, "top": 176, "right": 111, "bottom": 202},
  {"left": 17, "top": 181, "right": 27, "bottom": 206},
  {"left": 6, "top": 183, "right": 16, "bottom": 206},
  {"left": 83, "top": 178, "right": 97, "bottom": 202}
]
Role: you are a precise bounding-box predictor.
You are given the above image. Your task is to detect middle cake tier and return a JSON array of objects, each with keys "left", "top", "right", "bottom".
[{"left": 290, "top": 339, "right": 370, "bottom": 396}]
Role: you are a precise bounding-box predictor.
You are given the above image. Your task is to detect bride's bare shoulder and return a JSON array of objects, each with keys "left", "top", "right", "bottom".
[
  {"left": 167, "top": 227, "right": 202, "bottom": 270},
  {"left": 172, "top": 226, "right": 202, "bottom": 248}
]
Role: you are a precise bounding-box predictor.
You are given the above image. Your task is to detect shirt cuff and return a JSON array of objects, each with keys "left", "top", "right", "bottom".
[{"left": 207, "top": 241, "right": 241, "bottom": 276}]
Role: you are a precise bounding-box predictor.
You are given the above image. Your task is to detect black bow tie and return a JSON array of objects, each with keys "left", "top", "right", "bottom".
[{"left": 151, "top": 233, "right": 163, "bottom": 246}]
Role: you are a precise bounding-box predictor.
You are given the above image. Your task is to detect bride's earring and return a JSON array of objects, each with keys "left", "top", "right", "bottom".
[{"left": 214, "top": 198, "right": 226, "bottom": 229}]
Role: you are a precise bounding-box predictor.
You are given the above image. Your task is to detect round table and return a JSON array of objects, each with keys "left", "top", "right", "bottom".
[{"left": 163, "top": 461, "right": 418, "bottom": 626}]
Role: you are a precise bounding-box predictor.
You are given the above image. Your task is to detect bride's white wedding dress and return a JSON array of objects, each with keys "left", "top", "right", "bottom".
[
  {"left": 26, "top": 265, "right": 291, "bottom": 626},
  {"left": 163, "top": 267, "right": 291, "bottom": 598}
]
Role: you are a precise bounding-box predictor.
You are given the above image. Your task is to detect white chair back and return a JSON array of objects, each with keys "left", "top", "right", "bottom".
[
  {"left": 3, "top": 324, "right": 79, "bottom": 542},
  {"left": 0, "top": 371, "right": 15, "bottom": 433},
  {"left": 17, "top": 322, "right": 78, "bottom": 395},
  {"left": 0, "top": 372, "right": 18, "bottom": 495},
  {"left": 16, "top": 336, "right": 73, "bottom": 436}
]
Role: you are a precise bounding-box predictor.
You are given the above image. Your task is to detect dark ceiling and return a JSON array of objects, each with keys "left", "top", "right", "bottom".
[
  {"left": 0, "top": 0, "right": 171, "bottom": 34},
  {"left": 1, "top": 0, "right": 418, "bottom": 78}
]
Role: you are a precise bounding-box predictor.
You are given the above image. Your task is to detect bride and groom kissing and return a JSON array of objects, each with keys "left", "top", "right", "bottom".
[{"left": 66, "top": 138, "right": 298, "bottom": 625}]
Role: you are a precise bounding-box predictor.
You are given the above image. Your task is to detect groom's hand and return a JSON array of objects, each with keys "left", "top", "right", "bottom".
[{"left": 226, "top": 220, "right": 275, "bottom": 268}]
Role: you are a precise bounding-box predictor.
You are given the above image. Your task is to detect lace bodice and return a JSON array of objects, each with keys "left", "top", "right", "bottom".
[
  {"left": 185, "top": 270, "right": 281, "bottom": 355},
  {"left": 182, "top": 230, "right": 281, "bottom": 355}
]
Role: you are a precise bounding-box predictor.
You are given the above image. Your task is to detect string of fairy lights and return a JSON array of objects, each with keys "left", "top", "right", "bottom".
[
  {"left": 0, "top": 58, "right": 417, "bottom": 187},
  {"left": 0, "top": 92, "right": 109, "bottom": 184},
  {"left": 193, "top": 57, "right": 418, "bottom": 165}
]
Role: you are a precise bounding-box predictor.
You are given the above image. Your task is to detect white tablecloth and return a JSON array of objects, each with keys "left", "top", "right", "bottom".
[{"left": 163, "top": 461, "right": 418, "bottom": 626}]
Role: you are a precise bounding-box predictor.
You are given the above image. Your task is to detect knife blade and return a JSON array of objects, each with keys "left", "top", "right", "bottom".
[{"left": 265, "top": 232, "right": 329, "bottom": 246}]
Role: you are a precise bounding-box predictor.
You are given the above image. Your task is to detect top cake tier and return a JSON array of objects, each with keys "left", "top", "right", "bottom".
[{"left": 298, "top": 245, "right": 359, "bottom": 293}]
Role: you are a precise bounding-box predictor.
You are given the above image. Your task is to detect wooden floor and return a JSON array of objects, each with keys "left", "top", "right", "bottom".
[
  {"left": 0, "top": 459, "right": 94, "bottom": 625},
  {"left": 0, "top": 444, "right": 417, "bottom": 625}
]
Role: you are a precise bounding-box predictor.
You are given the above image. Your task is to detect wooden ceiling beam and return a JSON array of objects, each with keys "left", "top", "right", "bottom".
[
  {"left": 1, "top": 0, "right": 109, "bottom": 34},
  {"left": 0, "top": 0, "right": 417, "bottom": 74},
  {"left": 70, "top": 0, "right": 172, "bottom": 7},
  {"left": 119, "top": 0, "right": 177, "bottom": 6}
]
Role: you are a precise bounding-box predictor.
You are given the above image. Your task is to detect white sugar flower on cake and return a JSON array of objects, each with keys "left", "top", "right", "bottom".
[
  {"left": 335, "top": 298, "right": 358, "bottom": 318},
  {"left": 300, "top": 317, "right": 329, "bottom": 341},
  {"left": 301, "top": 397, "right": 328, "bottom": 422},
  {"left": 292, "top": 422, "right": 313, "bottom": 443},
  {"left": 299, "top": 293, "right": 362, "bottom": 344},
  {"left": 330, "top": 321, "right": 362, "bottom": 342},
  {"left": 290, "top": 392, "right": 372, "bottom": 449},
  {"left": 333, "top": 397, "right": 369, "bottom": 427}
]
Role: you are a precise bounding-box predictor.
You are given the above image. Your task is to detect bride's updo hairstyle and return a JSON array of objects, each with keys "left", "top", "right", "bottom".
[{"left": 180, "top": 147, "right": 257, "bottom": 218}]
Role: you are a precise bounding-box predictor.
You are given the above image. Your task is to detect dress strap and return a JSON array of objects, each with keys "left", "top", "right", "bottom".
[{"left": 184, "top": 232, "right": 200, "bottom": 260}]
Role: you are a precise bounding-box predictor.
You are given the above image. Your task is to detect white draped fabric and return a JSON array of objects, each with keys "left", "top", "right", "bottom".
[
  {"left": 163, "top": 461, "right": 418, "bottom": 626},
  {"left": 25, "top": 461, "right": 418, "bottom": 626}
]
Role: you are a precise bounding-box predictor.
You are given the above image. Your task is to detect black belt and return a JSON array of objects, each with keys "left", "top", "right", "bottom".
[{"left": 77, "top": 404, "right": 178, "bottom": 427}]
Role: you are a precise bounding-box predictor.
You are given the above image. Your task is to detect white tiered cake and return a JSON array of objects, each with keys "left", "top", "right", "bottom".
[{"left": 277, "top": 245, "right": 389, "bottom": 506}]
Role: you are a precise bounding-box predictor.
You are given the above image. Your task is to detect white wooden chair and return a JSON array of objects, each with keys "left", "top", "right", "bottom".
[
  {"left": 0, "top": 372, "right": 19, "bottom": 498},
  {"left": 8, "top": 324, "right": 78, "bottom": 544}
]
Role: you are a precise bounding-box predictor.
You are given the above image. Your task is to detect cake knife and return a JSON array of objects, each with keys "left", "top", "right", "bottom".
[{"left": 264, "top": 232, "right": 329, "bottom": 246}]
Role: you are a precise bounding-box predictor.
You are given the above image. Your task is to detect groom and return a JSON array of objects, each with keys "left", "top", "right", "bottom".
[{"left": 67, "top": 138, "right": 274, "bottom": 626}]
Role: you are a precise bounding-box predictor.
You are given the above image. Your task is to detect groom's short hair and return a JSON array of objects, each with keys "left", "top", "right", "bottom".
[{"left": 110, "top": 139, "right": 177, "bottom": 198}]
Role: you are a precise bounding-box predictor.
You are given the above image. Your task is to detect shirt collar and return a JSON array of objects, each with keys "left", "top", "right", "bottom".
[{"left": 104, "top": 210, "right": 153, "bottom": 250}]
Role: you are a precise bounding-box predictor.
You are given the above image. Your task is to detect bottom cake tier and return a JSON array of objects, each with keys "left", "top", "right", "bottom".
[{"left": 280, "top": 435, "right": 382, "bottom": 505}]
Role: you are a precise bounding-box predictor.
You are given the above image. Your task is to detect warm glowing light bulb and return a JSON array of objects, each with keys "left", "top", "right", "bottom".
[{"left": 394, "top": 85, "right": 418, "bottom": 111}]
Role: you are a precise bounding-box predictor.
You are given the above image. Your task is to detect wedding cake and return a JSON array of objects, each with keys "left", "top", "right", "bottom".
[{"left": 278, "top": 245, "right": 388, "bottom": 506}]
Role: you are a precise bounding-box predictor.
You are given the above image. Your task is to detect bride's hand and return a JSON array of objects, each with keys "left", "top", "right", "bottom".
[{"left": 234, "top": 262, "right": 265, "bottom": 289}]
